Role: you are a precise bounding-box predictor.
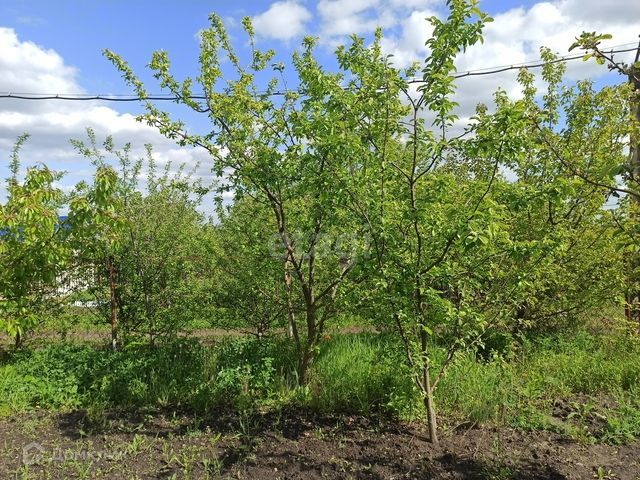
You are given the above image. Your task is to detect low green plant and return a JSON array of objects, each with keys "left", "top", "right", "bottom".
[
  {"left": 1, "top": 328, "right": 639, "bottom": 446},
  {"left": 309, "top": 334, "right": 418, "bottom": 417}
]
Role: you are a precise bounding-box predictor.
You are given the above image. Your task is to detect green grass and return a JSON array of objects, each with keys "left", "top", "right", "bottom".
[
  {"left": 0, "top": 337, "right": 296, "bottom": 415},
  {"left": 1, "top": 329, "right": 640, "bottom": 443},
  {"left": 436, "top": 330, "right": 640, "bottom": 443},
  {"left": 309, "top": 333, "right": 419, "bottom": 416}
]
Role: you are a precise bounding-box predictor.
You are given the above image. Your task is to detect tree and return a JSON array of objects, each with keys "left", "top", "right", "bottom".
[
  {"left": 105, "top": 17, "right": 404, "bottom": 382},
  {"left": 354, "top": 7, "right": 626, "bottom": 444},
  {"left": 344, "top": 0, "right": 494, "bottom": 444},
  {"left": 102, "top": 0, "right": 632, "bottom": 444},
  {"left": 208, "top": 197, "right": 290, "bottom": 337},
  {"left": 0, "top": 134, "right": 119, "bottom": 347},
  {"left": 71, "top": 130, "right": 212, "bottom": 345},
  {"left": 0, "top": 135, "right": 68, "bottom": 346},
  {"left": 565, "top": 33, "right": 640, "bottom": 324}
]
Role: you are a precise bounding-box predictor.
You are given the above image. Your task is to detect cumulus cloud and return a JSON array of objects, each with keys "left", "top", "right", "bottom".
[
  {"left": 0, "top": 27, "right": 78, "bottom": 95},
  {"left": 379, "top": 9, "right": 436, "bottom": 69},
  {"left": 2, "top": 0, "right": 638, "bottom": 205},
  {"left": 317, "top": 0, "right": 397, "bottom": 39},
  {"left": 448, "top": 0, "right": 639, "bottom": 119},
  {"left": 253, "top": 1, "right": 312, "bottom": 41},
  {"left": 0, "top": 27, "right": 215, "bottom": 207},
  {"left": 388, "top": 0, "right": 435, "bottom": 8},
  {"left": 366, "top": 0, "right": 639, "bottom": 124},
  {"left": 559, "top": 0, "right": 640, "bottom": 26}
]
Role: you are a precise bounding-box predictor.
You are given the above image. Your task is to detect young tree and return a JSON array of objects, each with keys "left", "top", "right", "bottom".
[
  {"left": 566, "top": 34, "right": 640, "bottom": 323},
  {"left": 356, "top": 8, "right": 626, "bottom": 444},
  {"left": 105, "top": 18, "right": 404, "bottom": 381},
  {"left": 208, "top": 197, "right": 290, "bottom": 337},
  {"left": 102, "top": 0, "right": 631, "bottom": 444},
  {"left": 1, "top": 135, "right": 119, "bottom": 347},
  {"left": 71, "top": 131, "right": 212, "bottom": 345},
  {"left": 0, "top": 135, "right": 68, "bottom": 346}
]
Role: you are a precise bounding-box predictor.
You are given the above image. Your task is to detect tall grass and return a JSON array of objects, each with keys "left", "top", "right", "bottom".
[
  {"left": 435, "top": 330, "right": 640, "bottom": 442},
  {"left": 1, "top": 329, "right": 639, "bottom": 442},
  {"left": 309, "top": 333, "right": 419, "bottom": 416}
]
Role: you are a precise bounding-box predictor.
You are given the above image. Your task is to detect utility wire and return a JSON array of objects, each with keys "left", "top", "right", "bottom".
[{"left": 0, "top": 46, "right": 637, "bottom": 102}]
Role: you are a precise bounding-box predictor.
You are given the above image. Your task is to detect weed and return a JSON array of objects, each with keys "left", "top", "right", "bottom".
[
  {"left": 593, "top": 466, "right": 617, "bottom": 479},
  {"left": 1, "top": 329, "right": 639, "bottom": 445}
]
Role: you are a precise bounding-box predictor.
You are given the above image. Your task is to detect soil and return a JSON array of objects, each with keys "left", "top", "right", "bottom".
[
  {"left": 1, "top": 408, "right": 638, "bottom": 479},
  {"left": 0, "top": 326, "right": 377, "bottom": 348}
]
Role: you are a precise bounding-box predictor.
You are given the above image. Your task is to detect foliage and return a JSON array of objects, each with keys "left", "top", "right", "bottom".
[
  {"left": 70, "top": 130, "right": 215, "bottom": 343},
  {"left": 104, "top": 13, "right": 405, "bottom": 381},
  {"left": 0, "top": 135, "right": 118, "bottom": 346},
  {"left": 99, "top": 0, "right": 635, "bottom": 443},
  {"left": 2, "top": 328, "right": 640, "bottom": 445},
  {"left": 208, "top": 197, "right": 288, "bottom": 335},
  {"left": 309, "top": 333, "right": 419, "bottom": 416},
  {"left": 0, "top": 0, "right": 635, "bottom": 449}
]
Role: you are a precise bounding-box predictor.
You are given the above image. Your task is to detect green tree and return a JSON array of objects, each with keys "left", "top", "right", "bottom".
[
  {"left": 71, "top": 131, "right": 212, "bottom": 345},
  {"left": 101, "top": 0, "right": 632, "bottom": 444},
  {"left": 105, "top": 16, "right": 404, "bottom": 381},
  {"left": 0, "top": 135, "right": 68, "bottom": 346},
  {"left": 209, "top": 197, "right": 289, "bottom": 337},
  {"left": 566, "top": 33, "right": 640, "bottom": 324},
  {"left": 1, "top": 134, "right": 119, "bottom": 346}
]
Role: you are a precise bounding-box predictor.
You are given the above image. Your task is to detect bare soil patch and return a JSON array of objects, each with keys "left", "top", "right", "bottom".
[{"left": 1, "top": 409, "right": 638, "bottom": 479}]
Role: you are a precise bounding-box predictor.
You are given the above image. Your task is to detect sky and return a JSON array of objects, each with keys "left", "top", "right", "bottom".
[{"left": 0, "top": 0, "right": 639, "bottom": 209}]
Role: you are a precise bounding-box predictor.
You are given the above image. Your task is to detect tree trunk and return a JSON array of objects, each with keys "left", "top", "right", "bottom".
[
  {"left": 109, "top": 255, "right": 118, "bottom": 351},
  {"left": 142, "top": 279, "right": 154, "bottom": 346},
  {"left": 14, "top": 330, "right": 22, "bottom": 349},
  {"left": 298, "top": 303, "right": 317, "bottom": 385},
  {"left": 421, "top": 328, "right": 439, "bottom": 444},
  {"left": 298, "top": 343, "right": 314, "bottom": 385},
  {"left": 284, "top": 258, "right": 299, "bottom": 345},
  {"left": 626, "top": 55, "right": 640, "bottom": 325}
]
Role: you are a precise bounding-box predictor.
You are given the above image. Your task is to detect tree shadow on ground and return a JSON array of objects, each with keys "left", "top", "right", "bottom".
[{"left": 53, "top": 408, "right": 610, "bottom": 479}]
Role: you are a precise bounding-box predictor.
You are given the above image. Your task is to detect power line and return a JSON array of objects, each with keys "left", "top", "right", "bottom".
[
  {"left": 451, "top": 41, "right": 638, "bottom": 74},
  {"left": 451, "top": 46, "right": 638, "bottom": 78},
  {"left": 0, "top": 46, "right": 637, "bottom": 102}
]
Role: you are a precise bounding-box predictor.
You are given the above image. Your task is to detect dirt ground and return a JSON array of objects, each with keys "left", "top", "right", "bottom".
[
  {"left": 0, "top": 328, "right": 245, "bottom": 348},
  {"left": 0, "top": 326, "right": 376, "bottom": 349},
  {"left": 1, "top": 408, "right": 638, "bottom": 479}
]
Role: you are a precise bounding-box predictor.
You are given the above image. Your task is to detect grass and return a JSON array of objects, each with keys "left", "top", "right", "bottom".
[
  {"left": 436, "top": 329, "right": 640, "bottom": 443},
  {"left": 309, "top": 333, "right": 419, "bottom": 416},
  {"left": 1, "top": 328, "right": 640, "bottom": 444}
]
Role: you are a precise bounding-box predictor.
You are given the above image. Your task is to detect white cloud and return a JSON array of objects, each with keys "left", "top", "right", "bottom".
[
  {"left": 318, "top": 0, "right": 396, "bottom": 39},
  {"left": 253, "top": 1, "right": 312, "bottom": 41},
  {"left": 316, "top": 0, "right": 441, "bottom": 44},
  {"left": 379, "top": 9, "right": 436, "bottom": 68},
  {"left": 0, "top": 27, "right": 213, "bottom": 207},
  {"left": 372, "top": 0, "right": 639, "bottom": 125},
  {"left": 2, "top": 0, "right": 639, "bottom": 206},
  {"left": 318, "top": 0, "right": 379, "bottom": 18},
  {"left": 450, "top": 0, "right": 639, "bottom": 118},
  {"left": 388, "top": 0, "right": 435, "bottom": 8},
  {"left": 0, "top": 28, "right": 76, "bottom": 93},
  {"left": 559, "top": 0, "right": 640, "bottom": 26}
]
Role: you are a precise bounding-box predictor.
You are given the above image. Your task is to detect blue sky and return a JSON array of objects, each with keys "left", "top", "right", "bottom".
[
  {"left": 1, "top": 1, "right": 541, "bottom": 88},
  {"left": 0, "top": 0, "right": 638, "bottom": 206}
]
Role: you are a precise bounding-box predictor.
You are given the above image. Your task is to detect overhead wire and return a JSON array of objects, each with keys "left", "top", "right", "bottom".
[{"left": 0, "top": 45, "right": 637, "bottom": 103}]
